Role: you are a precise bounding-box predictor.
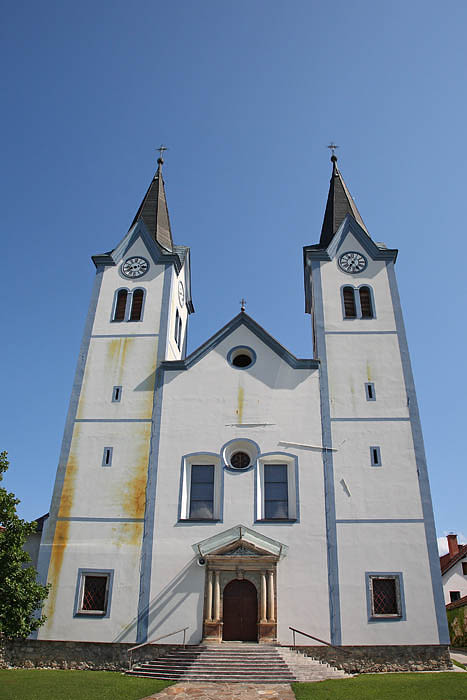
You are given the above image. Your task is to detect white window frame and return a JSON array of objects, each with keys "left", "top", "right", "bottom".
[
  {"left": 75, "top": 569, "right": 113, "bottom": 617},
  {"left": 256, "top": 453, "right": 298, "bottom": 522},
  {"left": 180, "top": 453, "right": 222, "bottom": 521}
]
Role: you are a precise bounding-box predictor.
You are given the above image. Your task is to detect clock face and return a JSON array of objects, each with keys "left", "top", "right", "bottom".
[
  {"left": 178, "top": 280, "right": 185, "bottom": 307},
  {"left": 121, "top": 256, "right": 149, "bottom": 279},
  {"left": 338, "top": 251, "right": 367, "bottom": 274}
]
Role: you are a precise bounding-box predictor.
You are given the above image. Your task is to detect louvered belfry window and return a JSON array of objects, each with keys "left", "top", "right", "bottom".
[
  {"left": 359, "top": 286, "right": 374, "bottom": 318},
  {"left": 372, "top": 577, "right": 398, "bottom": 615},
  {"left": 130, "top": 289, "right": 144, "bottom": 321},
  {"left": 343, "top": 287, "right": 357, "bottom": 318},
  {"left": 114, "top": 289, "right": 128, "bottom": 321},
  {"left": 81, "top": 575, "right": 107, "bottom": 612}
]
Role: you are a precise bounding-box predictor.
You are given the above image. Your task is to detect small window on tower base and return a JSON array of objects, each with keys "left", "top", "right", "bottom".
[{"left": 75, "top": 570, "right": 113, "bottom": 617}]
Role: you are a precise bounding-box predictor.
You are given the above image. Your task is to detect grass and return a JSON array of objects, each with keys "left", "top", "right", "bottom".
[
  {"left": 292, "top": 672, "right": 467, "bottom": 700},
  {"left": 0, "top": 669, "right": 173, "bottom": 700},
  {"left": 453, "top": 659, "right": 467, "bottom": 670}
]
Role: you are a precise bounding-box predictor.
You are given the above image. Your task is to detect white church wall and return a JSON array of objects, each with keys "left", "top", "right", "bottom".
[
  {"left": 332, "top": 421, "right": 423, "bottom": 520},
  {"left": 40, "top": 520, "right": 142, "bottom": 642},
  {"left": 326, "top": 334, "right": 408, "bottom": 419},
  {"left": 143, "top": 324, "right": 331, "bottom": 645},
  {"left": 338, "top": 522, "right": 440, "bottom": 644}
]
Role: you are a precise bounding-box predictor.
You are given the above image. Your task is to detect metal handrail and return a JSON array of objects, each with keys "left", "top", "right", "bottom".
[
  {"left": 289, "top": 626, "right": 351, "bottom": 654},
  {"left": 127, "top": 627, "right": 189, "bottom": 670}
]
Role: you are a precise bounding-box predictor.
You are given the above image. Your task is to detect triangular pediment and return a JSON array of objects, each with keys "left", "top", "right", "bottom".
[
  {"left": 163, "top": 313, "right": 317, "bottom": 372},
  {"left": 193, "top": 524, "right": 288, "bottom": 559}
]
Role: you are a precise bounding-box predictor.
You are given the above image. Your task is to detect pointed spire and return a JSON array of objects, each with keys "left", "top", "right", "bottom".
[
  {"left": 130, "top": 149, "right": 174, "bottom": 252},
  {"left": 319, "top": 152, "right": 368, "bottom": 247}
]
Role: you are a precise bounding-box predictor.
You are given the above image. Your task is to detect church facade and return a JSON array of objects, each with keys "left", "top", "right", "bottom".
[{"left": 35, "top": 155, "right": 448, "bottom": 654}]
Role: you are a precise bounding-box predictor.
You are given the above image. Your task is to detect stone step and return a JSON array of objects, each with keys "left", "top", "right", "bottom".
[{"left": 126, "top": 643, "right": 299, "bottom": 683}]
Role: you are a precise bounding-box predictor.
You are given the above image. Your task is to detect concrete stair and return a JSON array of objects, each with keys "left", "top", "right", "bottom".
[
  {"left": 126, "top": 643, "right": 350, "bottom": 683},
  {"left": 276, "top": 646, "right": 350, "bottom": 681}
]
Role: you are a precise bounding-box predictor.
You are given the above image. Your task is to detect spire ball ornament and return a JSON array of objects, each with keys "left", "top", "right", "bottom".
[
  {"left": 327, "top": 142, "right": 339, "bottom": 162},
  {"left": 157, "top": 144, "right": 168, "bottom": 165}
]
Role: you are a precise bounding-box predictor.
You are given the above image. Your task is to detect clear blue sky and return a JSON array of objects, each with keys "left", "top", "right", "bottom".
[{"left": 2, "top": 1, "right": 465, "bottom": 549}]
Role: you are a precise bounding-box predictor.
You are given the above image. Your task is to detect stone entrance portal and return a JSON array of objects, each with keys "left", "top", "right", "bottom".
[
  {"left": 192, "top": 525, "right": 288, "bottom": 644},
  {"left": 223, "top": 579, "right": 258, "bottom": 641}
]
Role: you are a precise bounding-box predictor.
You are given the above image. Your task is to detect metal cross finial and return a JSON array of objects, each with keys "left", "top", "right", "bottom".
[
  {"left": 240, "top": 298, "right": 247, "bottom": 312},
  {"left": 157, "top": 144, "right": 168, "bottom": 164},
  {"left": 327, "top": 143, "right": 339, "bottom": 156}
]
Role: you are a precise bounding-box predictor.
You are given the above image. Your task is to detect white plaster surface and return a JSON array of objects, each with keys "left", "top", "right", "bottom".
[{"left": 443, "top": 557, "right": 467, "bottom": 604}]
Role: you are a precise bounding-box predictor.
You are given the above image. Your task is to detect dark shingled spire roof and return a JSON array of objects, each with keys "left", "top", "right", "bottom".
[
  {"left": 130, "top": 159, "right": 173, "bottom": 252},
  {"left": 319, "top": 156, "right": 369, "bottom": 247}
]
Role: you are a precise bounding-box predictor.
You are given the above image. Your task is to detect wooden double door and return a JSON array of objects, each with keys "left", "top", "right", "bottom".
[{"left": 222, "top": 579, "right": 258, "bottom": 641}]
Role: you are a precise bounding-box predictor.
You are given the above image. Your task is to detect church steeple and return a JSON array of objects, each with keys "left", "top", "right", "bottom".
[
  {"left": 130, "top": 153, "right": 174, "bottom": 252},
  {"left": 319, "top": 154, "right": 368, "bottom": 248}
]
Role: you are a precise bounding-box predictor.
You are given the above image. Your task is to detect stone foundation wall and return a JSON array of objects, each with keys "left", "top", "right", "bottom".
[
  {"left": 293, "top": 644, "right": 451, "bottom": 673},
  {"left": 0, "top": 639, "right": 178, "bottom": 671}
]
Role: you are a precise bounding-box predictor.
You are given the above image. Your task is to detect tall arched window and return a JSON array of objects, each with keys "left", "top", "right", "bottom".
[
  {"left": 343, "top": 286, "right": 357, "bottom": 318},
  {"left": 129, "top": 289, "right": 144, "bottom": 321},
  {"left": 113, "top": 289, "right": 128, "bottom": 322},
  {"left": 359, "top": 286, "right": 374, "bottom": 318}
]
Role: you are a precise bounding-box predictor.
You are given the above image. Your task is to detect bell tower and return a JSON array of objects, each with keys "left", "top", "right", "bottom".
[
  {"left": 303, "top": 155, "right": 448, "bottom": 646},
  {"left": 36, "top": 156, "right": 194, "bottom": 642}
]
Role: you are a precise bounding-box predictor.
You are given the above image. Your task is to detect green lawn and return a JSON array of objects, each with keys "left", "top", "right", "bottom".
[
  {"left": 292, "top": 672, "right": 467, "bottom": 700},
  {"left": 0, "top": 669, "right": 173, "bottom": 700}
]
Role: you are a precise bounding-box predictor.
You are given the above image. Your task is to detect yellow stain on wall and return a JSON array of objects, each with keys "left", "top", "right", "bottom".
[
  {"left": 115, "top": 522, "right": 144, "bottom": 547},
  {"left": 43, "top": 520, "right": 70, "bottom": 620},
  {"left": 118, "top": 424, "right": 151, "bottom": 519},
  {"left": 366, "top": 362, "right": 372, "bottom": 382},
  {"left": 236, "top": 385, "right": 244, "bottom": 424}
]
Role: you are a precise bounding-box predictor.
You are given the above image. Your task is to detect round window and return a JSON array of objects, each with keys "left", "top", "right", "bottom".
[
  {"left": 230, "top": 451, "right": 251, "bottom": 469},
  {"left": 227, "top": 346, "right": 256, "bottom": 370}
]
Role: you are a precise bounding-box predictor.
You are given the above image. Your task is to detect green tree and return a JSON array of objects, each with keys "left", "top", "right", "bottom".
[{"left": 0, "top": 451, "right": 49, "bottom": 639}]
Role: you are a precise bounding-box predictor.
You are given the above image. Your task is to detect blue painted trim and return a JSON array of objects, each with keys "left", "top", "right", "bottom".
[
  {"left": 255, "top": 451, "right": 300, "bottom": 523},
  {"left": 92, "top": 333, "right": 159, "bottom": 338},
  {"left": 75, "top": 418, "right": 151, "bottom": 423},
  {"left": 340, "top": 284, "right": 357, "bottom": 320},
  {"left": 325, "top": 331, "right": 397, "bottom": 335},
  {"left": 112, "top": 385, "right": 122, "bottom": 403},
  {"left": 102, "top": 446, "right": 113, "bottom": 467},
  {"left": 33, "top": 267, "right": 105, "bottom": 639},
  {"left": 330, "top": 417, "right": 409, "bottom": 422},
  {"left": 370, "top": 446, "right": 382, "bottom": 467},
  {"left": 226, "top": 345, "right": 257, "bottom": 370},
  {"left": 110, "top": 287, "right": 130, "bottom": 322},
  {"left": 336, "top": 518, "right": 424, "bottom": 524},
  {"left": 365, "top": 571, "right": 406, "bottom": 622},
  {"left": 311, "top": 259, "right": 341, "bottom": 645},
  {"left": 357, "top": 284, "right": 376, "bottom": 319},
  {"left": 136, "top": 264, "right": 173, "bottom": 643},
  {"left": 161, "top": 312, "right": 318, "bottom": 372},
  {"left": 58, "top": 517, "right": 144, "bottom": 522},
  {"left": 365, "top": 383, "right": 376, "bottom": 401},
  {"left": 386, "top": 261, "right": 449, "bottom": 643},
  {"left": 73, "top": 568, "right": 114, "bottom": 618}
]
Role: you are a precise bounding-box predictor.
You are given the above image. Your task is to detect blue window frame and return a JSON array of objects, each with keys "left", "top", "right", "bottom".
[
  {"left": 370, "top": 446, "right": 382, "bottom": 467},
  {"left": 102, "top": 447, "right": 113, "bottom": 467},
  {"left": 365, "top": 382, "right": 376, "bottom": 401},
  {"left": 366, "top": 572, "right": 405, "bottom": 620},
  {"left": 112, "top": 386, "right": 122, "bottom": 403},
  {"left": 189, "top": 465, "right": 214, "bottom": 519}
]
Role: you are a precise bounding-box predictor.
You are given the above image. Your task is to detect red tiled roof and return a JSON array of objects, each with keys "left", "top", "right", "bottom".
[
  {"left": 440, "top": 544, "right": 467, "bottom": 575},
  {"left": 446, "top": 594, "right": 467, "bottom": 611}
]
